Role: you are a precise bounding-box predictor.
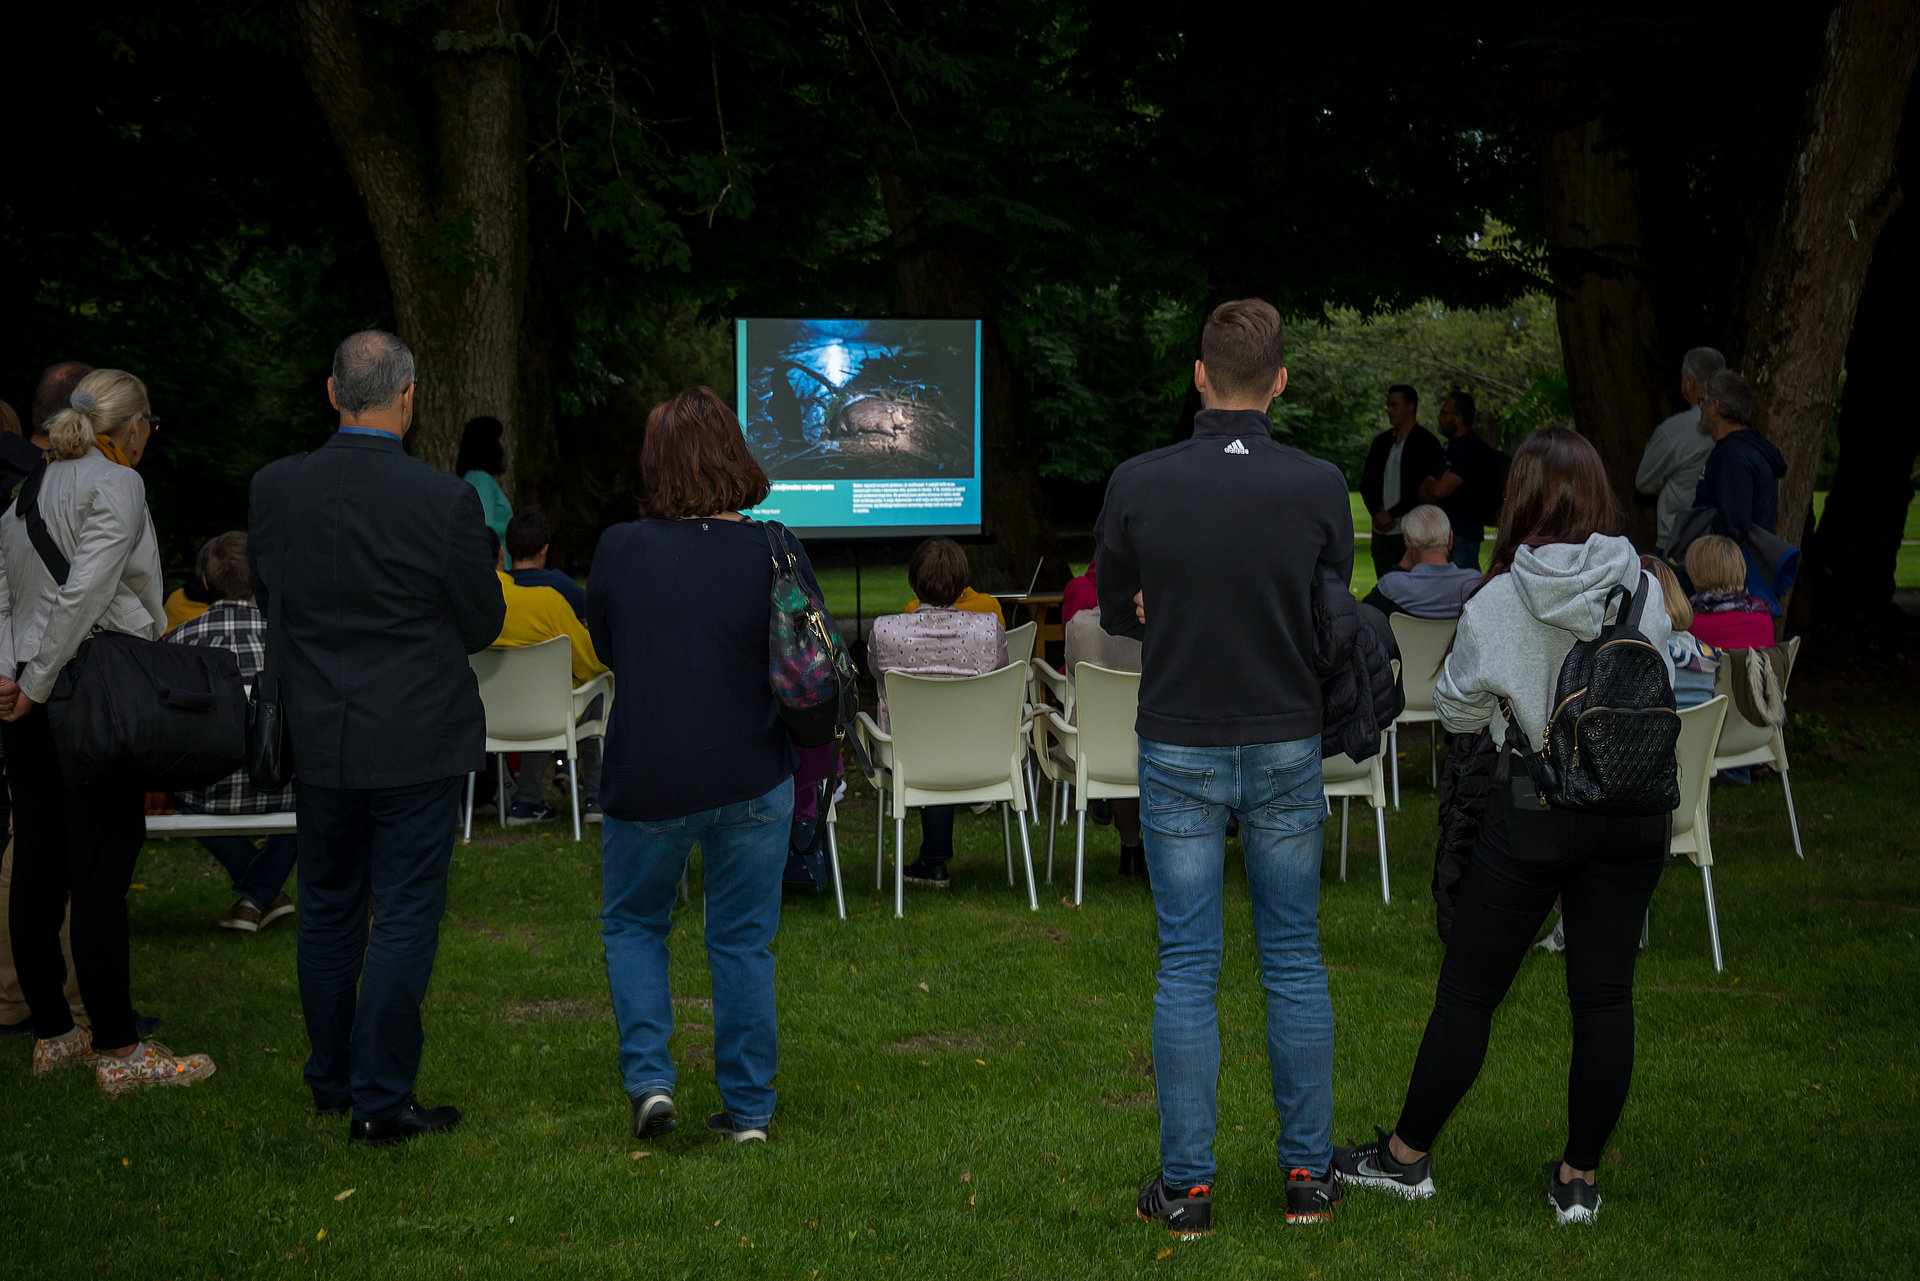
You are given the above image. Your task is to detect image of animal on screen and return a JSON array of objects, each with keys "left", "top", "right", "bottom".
[{"left": 739, "top": 318, "right": 977, "bottom": 481}]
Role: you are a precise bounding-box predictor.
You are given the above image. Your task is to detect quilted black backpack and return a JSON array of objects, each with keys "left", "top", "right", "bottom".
[{"left": 1499, "top": 575, "right": 1680, "bottom": 816}]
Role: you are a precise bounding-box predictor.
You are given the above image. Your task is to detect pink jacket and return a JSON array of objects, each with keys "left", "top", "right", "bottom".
[
  {"left": 1688, "top": 607, "right": 1775, "bottom": 651},
  {"left": 1061, "top": 563, "right": 1098, "bottom": 624}
]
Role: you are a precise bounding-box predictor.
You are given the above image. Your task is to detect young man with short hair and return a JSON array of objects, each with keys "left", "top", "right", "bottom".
[
  {"left": 1096, "top": 298, "right": 1353, "bottom": 1232},
  {"left": 1359, "top": 384, "right": 1443, "bottom": 581},
  {"left": 504, "top": 506, "right": 586, "bottom": 620},
  {"left": 1418, "top": 392, "right": 1496, "bottom": 570}
]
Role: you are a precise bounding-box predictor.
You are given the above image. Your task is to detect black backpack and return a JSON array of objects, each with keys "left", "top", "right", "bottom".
[{"left": 1499, "top": 575, "right": 1680, "bottom": 816}]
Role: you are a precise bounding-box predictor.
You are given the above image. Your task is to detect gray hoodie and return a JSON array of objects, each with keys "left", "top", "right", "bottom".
[{"left": 1435, "top": 534, "right": 1674, "bottom": 747}]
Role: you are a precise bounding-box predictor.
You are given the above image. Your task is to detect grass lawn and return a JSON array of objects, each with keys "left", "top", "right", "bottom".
[{"left": 4, "top": 666, "right": 1915, "bottom": 1278}]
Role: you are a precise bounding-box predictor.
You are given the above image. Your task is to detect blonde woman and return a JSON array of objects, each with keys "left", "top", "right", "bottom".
[{"left": 0, "top": 369, "right": 215, "bottom": 1093}]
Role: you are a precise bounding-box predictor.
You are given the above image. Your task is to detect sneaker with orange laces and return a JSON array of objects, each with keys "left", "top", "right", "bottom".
[
  {"left": 94, "top": 1041, "right": 216, "bottom": 1095},
  {"left": 1137, "top": 1172, "right": 1212, "bottom": 1237},
  {"left": 32, "top": 1026, "right": 96, "bottom": 1075}
]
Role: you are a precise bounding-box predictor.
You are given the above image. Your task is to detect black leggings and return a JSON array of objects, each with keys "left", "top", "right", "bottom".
[{"left": 1395, "top": 785, "right": 1666, "bottom": 1170}]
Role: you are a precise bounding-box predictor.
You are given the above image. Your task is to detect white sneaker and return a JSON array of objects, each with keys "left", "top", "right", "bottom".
[{"left": 1533, "top": 917, "right": 1566, "bottom": 953}]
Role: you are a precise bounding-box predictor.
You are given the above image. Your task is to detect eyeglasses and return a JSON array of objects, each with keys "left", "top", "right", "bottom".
[{"left": 143, "top": 413, "right": 161, "bottom": 432}]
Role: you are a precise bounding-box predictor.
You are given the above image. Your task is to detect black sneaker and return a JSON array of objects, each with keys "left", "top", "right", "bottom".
[
  {"left": 1137, "top": 1172, "right": 1211, "bottom": 1237},
  {"left": 706, "top": 1111, "right": 768, "bottom": 1144},
  {"left": 1545, "top": 1161, "right": 1602, "bottom": 1225},
  {"left": 1285, "top": 1167, "right": 1340, "bottom": 1225},
  {"left": 1331, "top": 1126, "right": 1436, "bottom": 1199},
  {"left": 632, "top": 1088, "right": 676, "bottom": 1139},
  {"left": 902, "top": 858, "right": 950, "bottom": 888}
]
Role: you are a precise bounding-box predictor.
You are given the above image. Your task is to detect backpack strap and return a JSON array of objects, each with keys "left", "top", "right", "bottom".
[
  {"left": 15, "top": 461, "right": 71, "bottom": 587},
  {"left": 1620, "top": 575, "right": 1652, "bottom": 630}
]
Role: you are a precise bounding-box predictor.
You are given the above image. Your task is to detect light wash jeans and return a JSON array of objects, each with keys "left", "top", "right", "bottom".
[
  {"left": 600, "top": 777, "right": 792, "bottom": 1127},
  {"left": 1139, "top": 735, "right": 1335, "bottom": 1184}
]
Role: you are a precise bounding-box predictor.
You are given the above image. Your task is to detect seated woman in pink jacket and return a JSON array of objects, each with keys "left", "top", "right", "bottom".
[{"left": 1684, "top": 535, "right": 1775, "bottom": 651}]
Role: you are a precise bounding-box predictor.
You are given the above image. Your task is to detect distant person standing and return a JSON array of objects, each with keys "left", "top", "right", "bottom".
[
  {"left": 1635, "top": 347, "right": 1726, "bottom": 551},
  {"left": 29, "top": 361, "right": 93, "bottom": 453},
  {"left": 1360, "top": 384, "right": 1443, "bottom": 581},
  {"left": 1419, "top": 392, "right": 1496, "bottom": 570},
  {"left": 251, "top": 331, "right": 503, "bottom": 1144},
  {"left": 457, "top": 415, "right": 512, "bottom": 547},
  {"left": 1098, "top": 298, "right": 1354, "bottom": 1232},
  {"left": 1692, "top": 370, "right": 1785, "bottom": 541}
]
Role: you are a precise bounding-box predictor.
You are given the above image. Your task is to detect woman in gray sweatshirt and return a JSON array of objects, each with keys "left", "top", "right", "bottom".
[{"left": 1331, "top": 428, "right": 1675, "bottom": 1227}]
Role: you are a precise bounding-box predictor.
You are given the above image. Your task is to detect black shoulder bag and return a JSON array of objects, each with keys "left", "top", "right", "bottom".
[{"left": 18, "top": 461, "right": 247, "bottom": 791}]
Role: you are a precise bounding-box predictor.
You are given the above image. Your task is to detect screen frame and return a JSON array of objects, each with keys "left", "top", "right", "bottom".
[{"left": 733, "top": 316, "right": 985, "bottom": 541}]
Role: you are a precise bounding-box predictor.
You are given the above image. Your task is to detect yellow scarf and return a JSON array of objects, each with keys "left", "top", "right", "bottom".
[{"left": 95, "top": 434, "right": 131, "bottom": 467}]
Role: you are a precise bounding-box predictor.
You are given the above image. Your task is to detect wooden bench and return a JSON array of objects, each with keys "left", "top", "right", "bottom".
[{"left": 144, "top": 812, "right": 297, "bottom": 840}]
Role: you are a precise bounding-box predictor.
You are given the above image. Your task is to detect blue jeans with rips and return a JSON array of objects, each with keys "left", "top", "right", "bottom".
[
  {"left": 1139, "top": 735, "right": 1335, "bottom": 1185},
  {"left": 600, "top": 777, "right": 792, "bottom": 1127}
]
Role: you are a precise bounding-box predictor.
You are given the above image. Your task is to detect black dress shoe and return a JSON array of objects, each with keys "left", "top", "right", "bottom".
[{"left": 348, "top": 1100, "right": 461, "bottom": 1146}]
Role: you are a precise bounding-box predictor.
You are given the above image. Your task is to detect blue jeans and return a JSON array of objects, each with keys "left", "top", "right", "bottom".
[
  {"left": 199, "top": 833, "right": 297, "bottom": 909},
  {"left": 1139, "top": 736, "right": 1335, "bottom": 1184},
  {"left": 601, "top": 777, "right": 792, "bottom": 1127}
]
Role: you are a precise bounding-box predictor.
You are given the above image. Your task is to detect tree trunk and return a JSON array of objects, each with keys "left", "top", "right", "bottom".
[
  {"left": 1797, "top": 179, "right": 1917, "bottom": 627},
  {"left": 287, "top": 0, "right": 533, "bottom": 482},
  {"left": 873, "top": 152, "right": 1066, "bottom": 590},
  {"left": 1538, "top": 87, "right": 1671, "bottom": 546},
  {"left": 1732, "top": 0, "right": 1920, "bottom": 551}
]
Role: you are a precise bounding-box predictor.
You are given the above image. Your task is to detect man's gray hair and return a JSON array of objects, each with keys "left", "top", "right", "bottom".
[
  {"left": 1402, "top": 504, "right": 1452, "bottom": 550},
  {"left": 331, "top": 330, "right": 415, "bottom": 415},
  {"left": 1703, "top": 369, "right": 1754, "bottom": 425},
  {"left": 1682, "top": 346, "right": 1726, "bottom": 386}
]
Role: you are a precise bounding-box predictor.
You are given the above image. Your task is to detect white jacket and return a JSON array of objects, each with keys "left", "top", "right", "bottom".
[{"left": 0, "top": 447, "right": 166, "bottom": 702}]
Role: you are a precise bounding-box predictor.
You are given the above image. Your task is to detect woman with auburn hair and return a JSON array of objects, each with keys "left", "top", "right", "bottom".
[
  {"left": 587, "top": 385, "right": 823, "bottom": 1147},
  {"left": 0, "top": 369, "right": 217, "bottom": 1093},
  {"left": 1332, "top": 427, "right": 1675, "bottom": 1227}
]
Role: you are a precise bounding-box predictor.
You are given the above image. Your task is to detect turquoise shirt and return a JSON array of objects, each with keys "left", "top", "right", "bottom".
[{"left": 463, "top": 469, "right": 512, "bottom": 546}]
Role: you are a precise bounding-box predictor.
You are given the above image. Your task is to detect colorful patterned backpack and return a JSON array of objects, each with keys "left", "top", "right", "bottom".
[{"left": 762, "top": 521, "right": 872, "bottom": 775}]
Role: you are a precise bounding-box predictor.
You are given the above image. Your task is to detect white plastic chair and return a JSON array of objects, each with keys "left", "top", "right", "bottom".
[
  {"left": 853, "top": 664, "right": 1039, "bottom": 917},
  {"left": 1710, "top": 635, "right": 1804, "bottom": 859},
  {"left": 1324, "top": 659, "right": 1397, "bottom": 903},
  {"left": 1027, "top": 658, "right": 1077, "bottom": 867},
  {"left": 463, "top": 637, "right": 615, "bottom": 843},
  {"left": 1005, "top": 620, "right": 1038, "bottom": 666},
  {"left": 1672, "top": 696, "right": 1732, "bottom": 971},
  {"left": 1039, "top": 664, "right": 1140, "bottom": 905},
  {"left": 1387, "top": 615, "right": 1457, "bottom": 807},
  {"left": 822, "top": 797, "right": 847, "bottom": 920}
]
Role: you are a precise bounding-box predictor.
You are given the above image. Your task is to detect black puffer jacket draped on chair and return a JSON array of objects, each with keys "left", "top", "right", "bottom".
[{"left": 1312, "top": 563, "right": 1404, "bottom": 762}]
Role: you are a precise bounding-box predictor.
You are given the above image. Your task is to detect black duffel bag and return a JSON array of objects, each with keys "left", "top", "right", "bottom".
[
  {"left": 46, "top": 631, "right": 248, "bottom": 790},
  {"left": 16, "top": 458, "right": 247, "bottom": 790}
]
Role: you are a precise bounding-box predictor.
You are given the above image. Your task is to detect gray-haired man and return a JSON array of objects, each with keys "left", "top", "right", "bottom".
[{"left": 1635, "top": 347, "right": 1726, "bottom": 551}]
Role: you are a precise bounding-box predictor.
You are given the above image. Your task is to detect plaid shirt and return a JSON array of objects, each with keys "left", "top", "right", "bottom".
[{"left": 167, "top": 599, "right": 296, "bottom": 814}]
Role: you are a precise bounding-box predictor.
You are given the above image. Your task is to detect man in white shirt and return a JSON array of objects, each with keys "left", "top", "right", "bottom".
[{"left": 1634, "top": 347, "right": 1725, "bottom": 551}]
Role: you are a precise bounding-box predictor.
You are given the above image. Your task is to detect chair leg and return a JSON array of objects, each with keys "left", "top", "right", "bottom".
[
  {"left": 496, "top": 755, "right": 508, "bottom": 828},
  {"left": 1046, "top": 781, "right": 1059, "bottom": 884},
  {"left": 826, "top": 821, "right": 846, "bottom": 921},
  {"left": 1429, "top": 722, "right": 1438, "bottom": 788},
  {"left": 1016, "top": 808, "right": 1039, "bottom": 912},
  {"left": 875, "top": 790, "right": 886, "bottom": 890},
  {"left": 1003, "top": 803, "right": 1015, "bottom": 886},
  {"left": 1074, "top": 808, "right": 1086, "bottom": 907},
  {"left": 567, "top": 754, "right": 582, "bottom": 843},
  {"left": 1339, "top": 797, "right": 1349, "bottom": 882},
  {"left": 463, "top": 772, "right": 475, "bottom": 843},
  {"left": 1390, "top": 726, "right": 1400, "bottom": 810},
  {"left": 1375, "top": 804, "right": 1390, "bottom": 905},
  {"left": 895, "top": 812, "right": 907, "bottom": 919},
  {"left": 1780, "top": 770, "right": 1805, "bottom": 859},
  {"left": 1700, "top": 864, "right": 1724, "bottom": 972},
  {"left": 1641, "top": 908, "right": 1651, "bottom": 949}
]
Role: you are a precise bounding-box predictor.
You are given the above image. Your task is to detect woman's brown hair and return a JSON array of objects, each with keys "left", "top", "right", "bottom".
[
  {"left": 1641, "top": 554, "right": 1693, "bottom": 632},
  {"left": 1483, "top": 425, "right": 1622, "bottom": 581},
  {"left": 907, "top": 538, "right": 971, "bottom": 609},
  {"left": 640, "top": 386, "right": 770, "bottom": 519}
]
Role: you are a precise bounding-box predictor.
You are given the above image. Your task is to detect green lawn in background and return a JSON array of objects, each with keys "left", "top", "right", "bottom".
[{"left": 3, "top": 680, "right": 1913, "bottom": 1278}]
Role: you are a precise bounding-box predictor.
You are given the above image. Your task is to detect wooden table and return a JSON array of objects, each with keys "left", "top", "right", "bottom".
[{"left": 1005, "top": 592, "right": 1066, "bottom": 657}]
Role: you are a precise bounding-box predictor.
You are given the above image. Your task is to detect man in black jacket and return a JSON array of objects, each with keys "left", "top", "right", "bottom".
[
  {"left": 250, "top": 330, "right": 504, "bottom": 1145},
  {"left": 1097, "top": 299, "right": 1352, "bottom": 1232},
  {"left": 1693, "top": 369, "right": 1786, "bottom": 540},
  {"left": 1358, "top": 385, "right": 1444, "bottom": 581}
]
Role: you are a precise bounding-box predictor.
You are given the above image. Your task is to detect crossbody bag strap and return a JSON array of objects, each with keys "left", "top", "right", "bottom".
[{"left": 16, "top": 461, "right": 71, "bottom": 587}]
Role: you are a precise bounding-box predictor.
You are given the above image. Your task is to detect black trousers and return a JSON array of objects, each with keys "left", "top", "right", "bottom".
[
  {"left": 296, "top": 776, "right": 462, "bottom": 1121},
  {"left": 0, "top": 704, "right": 146, "bottom": 1048},
  {"left": 1394, "top": 785, "right": 1666, "bottom": 1170},
  {"left": 1370, "top": 532, "right": 1406, "bottom": 582}
]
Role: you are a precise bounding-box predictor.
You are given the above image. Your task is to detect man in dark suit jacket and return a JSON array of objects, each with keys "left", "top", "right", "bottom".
[
  {"left": 1357, "top": 384, "right": 1444, "bottom": 582},
  {"left": 250, "top": 330, "right": 504, "bottom": 1146}
]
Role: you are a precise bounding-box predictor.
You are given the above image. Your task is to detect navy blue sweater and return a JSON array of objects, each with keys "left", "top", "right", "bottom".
[
  {"left": 1694, "top": 427, "right": 1786, "bottom": 540},
  {"left": 588, "top": 517, "right": 821, "bottom": 822}
]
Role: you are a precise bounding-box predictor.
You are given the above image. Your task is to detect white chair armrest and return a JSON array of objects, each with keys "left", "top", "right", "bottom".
[
  {"left": 855, "top": 710, "right": 892, "bottom": 746},
  {"left": 572, "top": 671, "right": 615, "bottom": 720},
  {"left": 1031, "top": 659, "right": 1073, "bottom": 715}
]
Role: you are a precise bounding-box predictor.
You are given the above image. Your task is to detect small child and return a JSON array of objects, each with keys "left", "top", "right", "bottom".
[
  {"left": 1643, "top": 555, "right": 1717, "bottom": 709},
  {"left": 1684, "top": 535, "right": 1774, "bottom": 650}
]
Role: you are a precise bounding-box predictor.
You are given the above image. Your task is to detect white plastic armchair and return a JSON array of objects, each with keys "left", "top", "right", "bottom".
[
  {"left": 465, "top": 637, "right": 602, "bottom": 842},
  {"left": 1672, "top": 696, "right": 1732, "bottom": 971},
  {"left": 1323, "top": 658, "right": 1397, "bottom": 903},
  {"left": 1005, "top": 620, "right": 1038, "bottom": 666},
  {"left": 1040, "top": 663, "right": 1140, "bottom": 905},
  {"left": 1387, "top": 614, "right": 1458, "bottom": 806},
  {"left": 1710, "top": 635, "right": 1804, "bottom": 858},
  {"left": 854, "top": 663, "right": 1038, "bottom": 918}
]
